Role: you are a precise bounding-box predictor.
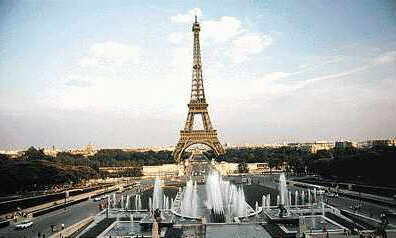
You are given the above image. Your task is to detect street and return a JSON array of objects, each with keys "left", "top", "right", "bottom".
[{"left": 0, "top": 198, "right": 100, "bottom": 238}]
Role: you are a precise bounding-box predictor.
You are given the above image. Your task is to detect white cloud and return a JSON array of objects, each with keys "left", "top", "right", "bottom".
[
  {"left": 168, "top": 16, "right": 243, "bottom": 45},
  {"left": 373, "top": 50, "right": 396, "bottom": 65},
  {"left": 79, "top": 41, "right": 141, "bottom": 67},
  {"left": 201, "top": 16, "right": 243, "bottom": 42},
  {"left": 230, "top": 33, "right": 272, "bottom": 63},
  {"left": 43, "top": 41, "right": 188, "bottom": 117},
  {"left": 305, "top": 65, "right": 369, "bottom": 85},
  {"left": 65, "top": 75, "right": 93, "bottom": 88},
  {"left": 171, "top": 8, "right": 202, "bottom": 24},
  {"left": 262, "top": 72, "right": 289, "bottom": 81},
  {"left": 167, "top": 32, "right": 185, "bottom": 45}
]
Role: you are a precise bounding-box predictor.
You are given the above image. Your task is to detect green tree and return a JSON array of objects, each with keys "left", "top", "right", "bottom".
[
  {"left": 24, "top": 146, "right": 49, "bottom": 160},
  {"left": 268, "top": 158, "right": 279, "bottom": 174},
  {"left": 237, "top": 162, "right": 249, "bottom": 173}
]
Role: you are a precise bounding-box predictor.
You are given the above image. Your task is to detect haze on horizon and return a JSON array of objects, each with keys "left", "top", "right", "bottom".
[{"left": 0, "top": 0, "right": 395, "bottom": 150}]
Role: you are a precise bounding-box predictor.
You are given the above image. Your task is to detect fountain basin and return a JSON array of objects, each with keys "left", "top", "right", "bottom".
[{"left": 100, "top": 221, "right": 152, "bottom": 237}]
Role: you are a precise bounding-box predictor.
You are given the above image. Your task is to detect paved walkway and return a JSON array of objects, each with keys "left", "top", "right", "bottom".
[
  {"left": 290, "top": 180, "right": 396, "bottom": 206},
  {"left": 1, "top": 185, "right": 119, "bottom": 220}
]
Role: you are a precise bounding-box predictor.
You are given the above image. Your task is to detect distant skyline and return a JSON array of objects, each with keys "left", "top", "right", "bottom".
[{"left": 1, "top": 0, "right": 396, "bottom": 149}]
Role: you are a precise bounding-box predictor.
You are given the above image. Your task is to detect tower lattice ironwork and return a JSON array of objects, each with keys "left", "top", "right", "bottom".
[{"left": 173, "top": 16, "right": 225, "bottom": 163}]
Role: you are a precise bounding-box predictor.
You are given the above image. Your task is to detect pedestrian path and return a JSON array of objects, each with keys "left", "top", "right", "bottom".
[{"left": 1, "top": 185, "right": 119, "bottom": 221}]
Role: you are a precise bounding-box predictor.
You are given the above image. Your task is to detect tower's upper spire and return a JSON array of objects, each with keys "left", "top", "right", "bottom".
[
  {"left": 190, "top": 11, "right": 204, "bottom": 103},
  {"left": 194, "top": 7, "right": 198, "bottom": 23}
]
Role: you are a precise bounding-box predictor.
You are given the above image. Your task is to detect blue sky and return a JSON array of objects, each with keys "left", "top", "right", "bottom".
[{"left": 0, "top": 0, "right": 395, "bottom": 149}]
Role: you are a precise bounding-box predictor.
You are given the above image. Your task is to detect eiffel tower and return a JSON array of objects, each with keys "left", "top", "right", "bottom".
[{"left": 173, "top": 15, "right": 225, "bottom": 163}]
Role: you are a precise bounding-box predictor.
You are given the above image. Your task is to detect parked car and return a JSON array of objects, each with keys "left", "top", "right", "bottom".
[
  {"left": 93, "top": 197, "right": 102, "bottom": 202},
  {"left": 15, "top": 220, "right": 33, "bottom": 229}
]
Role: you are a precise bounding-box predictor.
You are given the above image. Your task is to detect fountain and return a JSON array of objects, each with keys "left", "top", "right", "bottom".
[
  {"left": 236, "top": 186, "right": 248, "bottom": 218},
  {"left": 255, "top": 202, "right": 259, "bottom": 216},
  {"left": 152, "top": 177, "right": 164, "bottom": 210},
  {"left": 163, "top": 195, "right": 166, "bottom": 210},
  {"left": 174, "top": 170, "right": 259, "bottom": 222},
  {"left": 191, "top": 182, "right": 198, "bottom": 215},
  {"left": 262, "top": 195, "right": 266, "bottom": 209},
  {"left": 216, "top": 171, "right": 259, "bottom": 220},
  {"left": 181, "top": 180, "right": 197, "bottom": 216},
  {"left": 278, "top": 173, "right": 290, "bottom": 217},
  {"left": 205, "top": 170, "right": 253, "bottom": 222},
  {"left": 278, "top": 173, "right": 289, "bottom": 207},
  {"left": 121, "top": 195, "right": 124, "bottom": 209},
  {"left": 266, "top": 194, "right": 271, "bottom": 207},
  {"left": 149, "top": 197, "right": 152, "bottom": 210},
  {"left": 313, "top": 188, "right": 317, "bottom": 203},
  {"left": 164, "top": 195, "right": 171, "bottom": 210},
  {"left": 125, "top": 195, "right": 130, "bottom": 210}
]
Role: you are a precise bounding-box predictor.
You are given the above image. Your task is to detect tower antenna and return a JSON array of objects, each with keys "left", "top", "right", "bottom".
[{"left": 194, "top": 0, "right": 199, "bottom": 22}]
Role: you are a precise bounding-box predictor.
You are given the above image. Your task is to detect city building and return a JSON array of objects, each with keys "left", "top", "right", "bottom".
[
  {"left": 43, "top": 146, "right": 61, "bottom": 157},
  {"left": 288, "top": 141, "right": 335, "bottom": 153},
  {"left": 335, "top": 141, "right": 354, "bottom": 149},
  {"left": 357, "top": 138, "right": 396, "bottom": 148},
  {"left": 0, "top": 149, "right": 22, "bottom": 158},
  {"left": 142, "top": 164, "right": 179, "bottom": 177},
  {"left": 100, "top": 164, "right": 180, "bottom": 177},
  {"left": 68, "top": 144, "right": 97, "bottom": 157}
]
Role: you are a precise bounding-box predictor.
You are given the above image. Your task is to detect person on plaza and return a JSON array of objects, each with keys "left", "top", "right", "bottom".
[
  {"left": 61, "top": 223, "right": 65, "bottom": 230},
  {"left": 379, "top": 212, "right": 389, "bottom": 238}
]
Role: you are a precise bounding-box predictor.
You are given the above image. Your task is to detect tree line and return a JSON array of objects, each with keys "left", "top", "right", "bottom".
[{"left": 1, "top": 144, "right": 395, "bottom": 195}]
